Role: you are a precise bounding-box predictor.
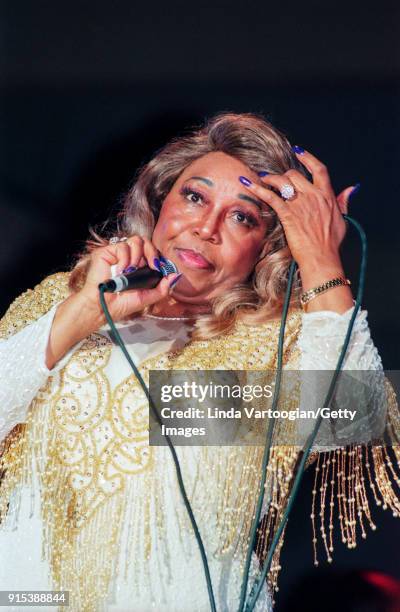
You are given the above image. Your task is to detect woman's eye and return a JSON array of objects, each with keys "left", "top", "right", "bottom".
[
  {"left": 189, "top": 192, "right": 202, "bottom": 204},
  {"left": 181, "top": 187, "right": 203, "bottom": 204},
  {"left": 232, "top": 211, "right": 257, "bottom": 227}
]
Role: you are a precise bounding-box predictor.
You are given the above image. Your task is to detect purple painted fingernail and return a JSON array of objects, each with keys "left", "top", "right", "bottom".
[
  {"left": 239, "top": 176, "right": 252, "bottom": 186},
  {"left": 123, "top": 266, "right": 137, "bottom": 273},
  {"left": 169, "top": 273, "right": 183, "bottom": 289},
  {"left": 258, "top": 171, "right": 269, "bottom": 177},
  {"left": 292, "top": 145, "right": 305, "bottom": 155},
  {"left": 153, "top": 257, "right": 161, "bottom": 271},
  {"left": 348, "top": 183, "right": 361, "bottom": 200}
]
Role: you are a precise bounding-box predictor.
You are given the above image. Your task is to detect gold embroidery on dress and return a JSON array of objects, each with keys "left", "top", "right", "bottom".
[{"left": 0, "top": 288, "right": 303, "bottom": 611}]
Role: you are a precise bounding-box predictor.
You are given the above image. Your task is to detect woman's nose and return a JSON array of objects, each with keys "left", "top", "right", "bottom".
[
  {"left": 192, "top": 215, "right": 221, "bottom": 242},
  {"left": 193, "top": 213, "right": 220, "bottom": 242}
]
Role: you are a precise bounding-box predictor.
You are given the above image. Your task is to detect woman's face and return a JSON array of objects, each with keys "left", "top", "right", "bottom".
[{"left": 152, "top": 151, "right": 271, "bottom": 304}]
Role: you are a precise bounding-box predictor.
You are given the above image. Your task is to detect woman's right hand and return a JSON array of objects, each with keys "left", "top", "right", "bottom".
[
  {"left": 45, "top": 236, "right": 181, "bottom": 369},
  {"left": 80, "top": 235, "right": 180, "bottom": 323}
]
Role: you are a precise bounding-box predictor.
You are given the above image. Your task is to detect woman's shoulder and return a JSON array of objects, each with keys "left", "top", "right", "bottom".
[{"left": 0, "top": 271, "right": 71, "bottom": 339}]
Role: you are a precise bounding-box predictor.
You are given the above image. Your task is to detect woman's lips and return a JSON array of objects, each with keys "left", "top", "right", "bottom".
[{"left": 175, "top": 248, "right": 212, "bottom": 270}]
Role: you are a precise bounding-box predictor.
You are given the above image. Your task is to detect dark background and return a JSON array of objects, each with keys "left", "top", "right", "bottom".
[{"left": 1, "top": 1, "right": 399, "bottom": 609}]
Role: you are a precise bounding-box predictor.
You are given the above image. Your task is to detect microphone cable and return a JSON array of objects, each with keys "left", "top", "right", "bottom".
[{"left": 98, "top": 213, "right": 366, "bottom": 612}]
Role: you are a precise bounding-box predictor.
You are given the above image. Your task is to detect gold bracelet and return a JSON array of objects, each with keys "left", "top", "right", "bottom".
[{"left": 300, "top": 276, "right": 351, "bottom": 308}]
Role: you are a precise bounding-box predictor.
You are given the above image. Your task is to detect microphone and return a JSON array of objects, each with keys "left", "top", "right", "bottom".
[{"left": 98, "top": 257, "right": 179, "bottom": 293}]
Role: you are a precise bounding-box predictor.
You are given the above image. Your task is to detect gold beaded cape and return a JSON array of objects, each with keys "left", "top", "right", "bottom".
[{"left": 0, "top": 272, "right": 399, "bottom": 612}]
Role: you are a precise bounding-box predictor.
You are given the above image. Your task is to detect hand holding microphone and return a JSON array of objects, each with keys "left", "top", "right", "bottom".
[
  {"left": 82, "top": 235, "right": 181, "bottom": 321},
  {"left": 45, "top": 236, "right": 182, "bottom": 370}
]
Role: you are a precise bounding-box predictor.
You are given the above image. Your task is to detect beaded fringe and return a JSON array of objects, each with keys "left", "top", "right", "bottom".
[
  {"left": 311, "top": 378, "right": 400, "bottom": 566},
  {"left": 253, "top": 446, "right": 299, "bottom": 595}
]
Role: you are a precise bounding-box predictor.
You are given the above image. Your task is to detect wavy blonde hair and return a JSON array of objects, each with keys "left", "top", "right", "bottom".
[{"left": 69, "top": 111, "right": 307, "bottom": 340}]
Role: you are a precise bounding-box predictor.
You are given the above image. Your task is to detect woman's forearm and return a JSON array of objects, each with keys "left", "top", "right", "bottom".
[{"left": 45, "top": 293, "right": 105, "bottom": 370}]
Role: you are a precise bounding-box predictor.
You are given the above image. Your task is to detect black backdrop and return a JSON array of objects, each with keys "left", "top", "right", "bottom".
[{"left": 1, "top": 1, "right": 399, "bottom": 608}]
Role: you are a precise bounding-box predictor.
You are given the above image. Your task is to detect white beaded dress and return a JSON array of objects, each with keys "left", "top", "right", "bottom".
[{"left": 0, "top": 273, "right": 391, "bottom": 612}]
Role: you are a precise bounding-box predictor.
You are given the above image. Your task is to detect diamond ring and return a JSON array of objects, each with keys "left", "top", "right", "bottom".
[{"left": 280, "top": 183, "right": 296, "bottom": 201}]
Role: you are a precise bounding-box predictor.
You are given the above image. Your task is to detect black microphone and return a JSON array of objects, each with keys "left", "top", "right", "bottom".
[{"left": 98, "top": 258, "right": 179, "bottom": 293}]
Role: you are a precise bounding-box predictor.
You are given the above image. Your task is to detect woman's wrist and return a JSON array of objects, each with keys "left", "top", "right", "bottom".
[{"left": 298, "top": 254, "right": 354, "bottom": 314}]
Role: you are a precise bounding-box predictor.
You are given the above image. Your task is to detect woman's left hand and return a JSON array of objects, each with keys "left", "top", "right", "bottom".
[{"left": 239, "top": 149, "right": 358, "bottom": 272}]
